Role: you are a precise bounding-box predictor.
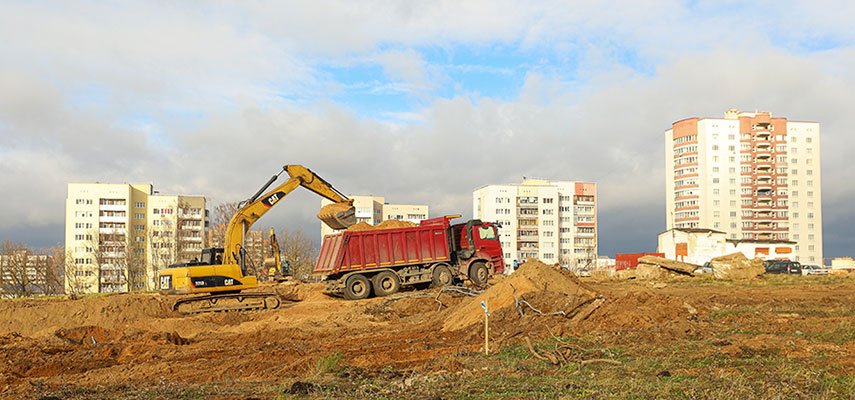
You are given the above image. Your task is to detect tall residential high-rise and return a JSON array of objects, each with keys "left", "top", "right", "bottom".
[
  {"left": 473, "top": 179, "right": 597, "bottom": 272},
  {"left": 665, "top": 109, "right": 822, "bottom": 263},
  {"left": 65, "top": 183, "right": 207, "bottom": 294},
  {"left": 320, "top": 195, "right": 429, "bottom": 238}
]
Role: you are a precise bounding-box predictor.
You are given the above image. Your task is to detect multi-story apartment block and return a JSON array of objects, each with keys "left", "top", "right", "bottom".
[
  {"left": 320, "top": 195, "right": 429, "bottom": 238},
  {"left": 473, "top": 179, "right": 598, "bottom": 272},
  {"left": 65, "top": 183, "right": 207, "bottom": 294},
  {"left": 665, "top": 109, "right": 822, "bottom": 263}
]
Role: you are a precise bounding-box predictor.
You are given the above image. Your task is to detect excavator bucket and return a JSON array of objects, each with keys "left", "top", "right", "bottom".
[{"left": 318, "top": 201, "right": 356, "bottom": 230}]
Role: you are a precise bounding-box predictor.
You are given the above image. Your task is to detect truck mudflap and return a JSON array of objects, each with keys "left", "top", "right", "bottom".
[{"left": 323, "top": 278, "right": 346, "bottom": 295}]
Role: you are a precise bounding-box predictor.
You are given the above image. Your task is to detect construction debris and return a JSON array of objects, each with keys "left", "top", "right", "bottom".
[
  {"left": 637, "top": 255, "right": 698, "bottom": 276},
  {"left": 710, "top": 252, "right": 765, "bottom": 280},
  {"left": 635, "top": 263, "right": 663, "bottom": 280}
]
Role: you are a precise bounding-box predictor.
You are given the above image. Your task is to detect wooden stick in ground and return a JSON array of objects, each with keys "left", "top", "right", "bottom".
[{"left": 484, "top": 301, "right": 489, "bottom": 355}]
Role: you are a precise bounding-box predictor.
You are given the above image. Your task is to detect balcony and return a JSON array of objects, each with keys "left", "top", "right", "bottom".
[
  {"left": 756, "top": 200, "right": 774, "bottom": 209},
  {"left": 755, "top": 143, "right": 772, "bottom": 153},
  {"left": 755, "top": 211, "right": 773, "bottom": 219},
  {"left": 755, "top": 166, "right": 772, "bottom": 176},
  {"left": 576, "top": 231, "right": 596, "bottom": 237},
  {"left": 99, "top": 204, "right": 127, "bottom": 212},
  {"left": 757, "top": 222, "right": 774, "bottom": 230}
]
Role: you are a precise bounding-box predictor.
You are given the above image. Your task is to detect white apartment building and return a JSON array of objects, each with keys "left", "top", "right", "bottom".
[
  {"left": 65, "top": 183, "right": 207, "bottom": 294},
  {"left": 320, "top": 195, "right": 429, "bottom": 238},
  {"left": 473, "top": 179, "right": 598, "bottom": 273},
  {"left": 665, "top": 109, "right": 822, "bottom": 263}
]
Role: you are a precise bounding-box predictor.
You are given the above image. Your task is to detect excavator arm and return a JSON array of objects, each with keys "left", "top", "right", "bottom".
[{"left": 223, "top": 165, "right": 355, "bottom": 266}]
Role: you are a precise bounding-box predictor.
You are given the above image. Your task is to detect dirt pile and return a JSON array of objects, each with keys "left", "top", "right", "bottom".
[
  {"left": 574, "top": 291, "right": 703, "bottom": 341},
  {"left": 441, "top": 259, "right": 597, "bottom": 331},
  {"left": 346, "top": 220, "right": 418, "bottom": 232},
  {"left": 317, "top": 202, "right": 354, "bottom": 226},
  {"left": 0, "top": 293, "right": 173, "bottom": 337},
  {"left": 711, "top": 252, "right": 765, "bottom": 280}
]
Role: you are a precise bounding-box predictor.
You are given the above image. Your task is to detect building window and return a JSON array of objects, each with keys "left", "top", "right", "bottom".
[{"left": 134, "top": 202, "right": 145, "bottom": 208}]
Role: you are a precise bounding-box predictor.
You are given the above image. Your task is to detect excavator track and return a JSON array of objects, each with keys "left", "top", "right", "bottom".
[{"left": 172, "top": 293, "right": 290, "bottom": 315}]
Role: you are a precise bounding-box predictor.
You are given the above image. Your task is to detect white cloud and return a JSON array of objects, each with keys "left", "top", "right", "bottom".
[{"left": 1, "top": 1, "right": 854, "bottom": 257}]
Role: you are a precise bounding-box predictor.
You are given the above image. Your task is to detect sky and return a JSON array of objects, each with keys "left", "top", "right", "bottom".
[{"left": 1, "top": 1, "right": 853, "bottom": 259}]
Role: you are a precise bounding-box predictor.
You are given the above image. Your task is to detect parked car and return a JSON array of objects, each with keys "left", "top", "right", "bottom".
[
  {"left": 801, "top": 265, "right": 829, "bottom": 276},
  {"left": 764, "top": 260, "right": 802, "bottom": 275},
  {"left": 694, "top": 262, "right": 713, "bottom": 274}
]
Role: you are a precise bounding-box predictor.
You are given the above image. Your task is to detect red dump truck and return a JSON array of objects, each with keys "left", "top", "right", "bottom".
[{"left": 315, "top": 215, "right": 504, "bottom": 299}]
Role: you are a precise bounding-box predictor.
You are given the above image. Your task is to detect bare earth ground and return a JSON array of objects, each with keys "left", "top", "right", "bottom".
[{"left": 1, "top": 263, "right": 854, "bottom": 399}]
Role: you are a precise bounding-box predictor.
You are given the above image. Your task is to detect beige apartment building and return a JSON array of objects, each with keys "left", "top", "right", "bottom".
[
  {"left": 320, "top": 196, "right": 429, "bottom": 238},
  {"left": 65, "top": 183, "right": 207, "bottom": 294},
  {"left": 473, "top": 179, "right": 598, "bottom": 273},
  {"left": 665, "top": 109, "right": 822, "bottom": 263}
]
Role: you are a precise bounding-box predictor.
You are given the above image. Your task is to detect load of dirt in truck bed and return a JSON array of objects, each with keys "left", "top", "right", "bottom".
[
  {"left": 441, "top": 259, "right": 598, "bottom": 331},
  {"left": 345, "top": 219, "right": 418, "bottom": 232}
]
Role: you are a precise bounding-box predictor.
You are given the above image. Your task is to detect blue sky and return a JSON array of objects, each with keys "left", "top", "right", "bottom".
[{"left": 1, "top": 1, "right": 854, "bottom": 260}]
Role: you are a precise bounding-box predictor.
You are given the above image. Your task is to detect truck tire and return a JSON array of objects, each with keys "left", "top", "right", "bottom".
[
  {"left": 372, "top": 271, "right": 400, "bottom": 297},
  {"left": 431, "top": 264, "right": 453, "bottom": 287},
  {"left": 469, "top": 262, "right": 489, "bottom": 286},
  {"left": 344, "top": 274, "right": 371, "bottom": 300}
]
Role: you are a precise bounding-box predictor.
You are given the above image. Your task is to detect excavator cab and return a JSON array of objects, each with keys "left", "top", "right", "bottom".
[{"left": 200, "top": 248, "right": 224, "bottom": 265}]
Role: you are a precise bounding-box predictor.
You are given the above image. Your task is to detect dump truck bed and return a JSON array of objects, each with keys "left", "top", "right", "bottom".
[{"left": 315, "top": 222, "right": 452, "bottom": 276}]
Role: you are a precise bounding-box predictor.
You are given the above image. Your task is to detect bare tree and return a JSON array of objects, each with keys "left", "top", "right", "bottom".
[
  {"left": 126, "top": 237, "right": 147, "bottom": 292},
  {"left": 148, "top": 214, "right": 178, "bottom": 290},
  {"left": 43, "top": 244, "right": 67, "bottom": 295},
  {"left": 277, "top": 228, "right": 318, "bottom": 281},
  {"left": 63, "top": 249, "right": 87, "bottom": 295},
  {"left": 0, "top": 240, "right": 34, "bottom": 297},
  {"left": 210, "top": 201, "right": 240, "bottom": 247}
]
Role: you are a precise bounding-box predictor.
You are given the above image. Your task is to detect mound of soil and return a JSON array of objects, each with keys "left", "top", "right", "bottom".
[
  {"left": 0, "top": 293, "right": 173, "bottom": 337},
  {"left": 346, "top": 220, "right": 418, "bottom": 232},
  {"left": 441, "top": 259, "right": 597, "bottom": 331}
]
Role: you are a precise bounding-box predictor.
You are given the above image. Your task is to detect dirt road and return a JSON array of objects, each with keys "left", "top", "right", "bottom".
[{"left": 1, "top": 263, "right": 853, "bottom": 399}]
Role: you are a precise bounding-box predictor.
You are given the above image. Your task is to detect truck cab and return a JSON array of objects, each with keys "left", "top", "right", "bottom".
[{"left": 451, "top": 219, "right": 505, "bottom": 278}]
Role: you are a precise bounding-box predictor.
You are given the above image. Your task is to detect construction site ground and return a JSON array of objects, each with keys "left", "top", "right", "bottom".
[{"left": 2, "top": 264, "right": 854, "bottom": 399}]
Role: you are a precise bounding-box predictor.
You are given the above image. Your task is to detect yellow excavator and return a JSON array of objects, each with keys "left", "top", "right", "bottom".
[
  {"left": 264, "top": 227, "right": 290, "bottom": 282},
  {"left": 158, "top": 165, "right": 355, "bottom": 314}
]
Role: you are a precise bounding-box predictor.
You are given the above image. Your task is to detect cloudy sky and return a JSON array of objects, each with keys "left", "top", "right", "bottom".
[{"left": 1, "top": 1, "right": 853, "bottom": 258}]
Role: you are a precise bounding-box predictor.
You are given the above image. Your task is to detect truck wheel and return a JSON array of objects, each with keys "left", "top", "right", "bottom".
[
  {"left": 344, "top": 274, "right": 371, "bottom": 300},
  {"left": 372, "top": 271, "right": 400, "bottom": 297},
  {"left": 469, "top": 262, "right": 489, "bottom": 286},
  {"left": 432, "top": 265, "right": 453, "bottom": 287}
]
